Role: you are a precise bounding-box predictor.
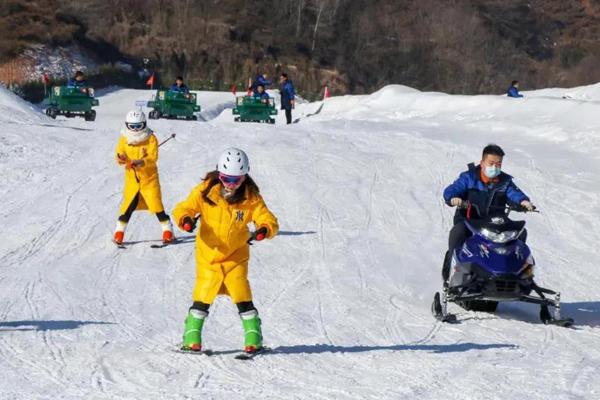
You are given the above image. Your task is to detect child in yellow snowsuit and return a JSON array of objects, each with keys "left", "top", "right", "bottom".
[
  {"left": 173, "top": 148, "right": 278, "bottom": 354},
  {"left": 113, "top": 110, "right": 173, "bottom": 245}
]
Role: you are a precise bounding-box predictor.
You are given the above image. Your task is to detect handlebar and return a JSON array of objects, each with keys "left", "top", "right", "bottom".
[{"left": 457, "top": 201, "right": 538, "bottom": 214}]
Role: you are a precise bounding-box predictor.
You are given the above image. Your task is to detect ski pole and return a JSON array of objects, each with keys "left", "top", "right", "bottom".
[{"left": 158, "top": 133, "right": 176, "bottom": 147}]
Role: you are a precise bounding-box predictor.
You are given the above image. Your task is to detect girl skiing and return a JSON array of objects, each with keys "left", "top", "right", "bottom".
[
  {"left": 113, "top": 110, "right": 173, "bottom": 245},
  {"left": 173, "top": 148, "right": 278, "bottom": 354}
]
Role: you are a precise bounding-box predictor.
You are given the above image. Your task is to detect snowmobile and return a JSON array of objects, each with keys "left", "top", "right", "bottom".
[
  {"left": 45, "top": 86, "right": 99, "bottom": 121},
  {"left": 432, "top": 203, "right": 573, "bottom": 327},
  {"left": 147, "top": 90, "right": 200, "bottom": 120},
  {"left": 232, "top": 96, "right": 277, "bottom": 124}
]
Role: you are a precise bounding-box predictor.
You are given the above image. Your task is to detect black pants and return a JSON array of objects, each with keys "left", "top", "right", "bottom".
[
  {"left": 118, "top": 192, "right": 169, "bottom": 223},
  {"left": 283, "top": 107, "right": 292, "bottom": 124}
]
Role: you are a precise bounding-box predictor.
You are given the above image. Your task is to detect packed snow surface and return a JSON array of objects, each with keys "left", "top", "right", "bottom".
[{"left": 0, "top": 84, "right": 599, "bottom": 399}]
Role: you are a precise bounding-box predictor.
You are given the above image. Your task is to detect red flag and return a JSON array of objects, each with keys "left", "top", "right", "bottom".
[
  {"left": 323, "top": 85, "right": 331, "bottom": 100},
  {"left": 231, "top": 85, "right": 237, "bottom": 96},
  {"left": 42, "top": 73, "right": 49, "bottom": 84},
  {"left": 247, "top": 77, "right": 252, "bottom": 96},
  {"left": 146, "top": 73, "right": 155, "bottom": 87}
]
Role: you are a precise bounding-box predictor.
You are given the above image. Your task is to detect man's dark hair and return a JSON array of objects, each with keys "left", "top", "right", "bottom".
[
  {"left": 483, "top": 144, "right": 505, "bottom": 158},
  {"left": 511, "top": 80, "right": 519, "bottom": 86},
  {"left": 280, "top": 73, "right": 288, "bottom": 79},
  {"left": 75, "top": 70, "right": 84, "bottom": 77},
  {"left": 176, "top": 76, "right": 184, "bottom": 81}
]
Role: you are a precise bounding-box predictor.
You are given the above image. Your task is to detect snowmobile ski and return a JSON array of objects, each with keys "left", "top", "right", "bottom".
[{"left": 432, "top": 292, "right": 458, "bottom": 323}]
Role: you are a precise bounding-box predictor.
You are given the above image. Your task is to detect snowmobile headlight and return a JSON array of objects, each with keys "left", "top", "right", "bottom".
[
  {"left": 479, "top": 228, "right": 520, "bottom": 244},
  {"left": 88, "top": 88, "right": 95, "bottom": 97}
]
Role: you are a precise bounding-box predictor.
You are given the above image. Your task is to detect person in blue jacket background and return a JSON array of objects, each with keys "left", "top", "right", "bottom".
[
  {"left": 441, "top": 144, "right": 535, "bottom": 281},
  {"left": 254, "top": 84, "right": 270, "bottom": 102},
  {"left": 170, "top": 76, "right": 189, "bottom": 93},
  {"left": 67, "top": 71, "right": 88, "bottom": 88},
  {"left": 507, "top": 80, "right": 524, "bottom": 98},
  {"left": 279, "top": 73, "right": 295, "bottom": 124},
  {"left": 252, "top": 74, "right": 271, "bottom": 96}
]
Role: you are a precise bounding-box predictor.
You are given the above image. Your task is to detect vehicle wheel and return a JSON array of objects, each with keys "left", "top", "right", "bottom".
[
  {"left": 192, "top": 115, "right": 198, "bottom": 121},
  {"left": 47, "top": 107, "right": 58, "bottom": 119},
  {"left": 84, "top": 110, "right": 96, "bottom": 121},
  {"left": 269, "top": 119, "right": 275, "bottom": 124},
  {"left": 461, "top": 300, "right": 498, "bottom": 313},
  {"left": 234, "top": 117, "right": 241, "bottom": 122}
]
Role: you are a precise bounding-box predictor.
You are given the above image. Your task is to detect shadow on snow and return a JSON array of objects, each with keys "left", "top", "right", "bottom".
[
  {"left": 277, "top": 231, "right": 317, "bottom": 237},
  {"left": 273, "top": 342, "right": 517, "bottom": 355},
  {"left": 0, "top": 320, "right": 114, "bottom": 332}
]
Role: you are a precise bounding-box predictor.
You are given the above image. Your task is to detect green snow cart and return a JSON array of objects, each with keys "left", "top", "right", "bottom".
[
  {"left": 232, "top": 96, "right": 277, "bottom": 124},
  {"left": 45, "top": 86, "right": 99, "bottom": 121},
  {"left": 147, "top": 90, "right": 201, "bottom": 120}
]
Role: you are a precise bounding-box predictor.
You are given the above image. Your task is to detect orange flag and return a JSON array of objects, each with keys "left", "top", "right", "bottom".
[{"left": 146, "top": 73, "right": 155, "bottom": 87}]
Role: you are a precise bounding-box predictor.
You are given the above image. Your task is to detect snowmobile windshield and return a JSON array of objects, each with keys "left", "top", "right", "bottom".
[{"left": 466, "top": 217, "right": 525, "bottom": 244}]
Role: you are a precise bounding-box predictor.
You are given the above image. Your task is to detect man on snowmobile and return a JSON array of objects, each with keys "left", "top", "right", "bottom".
[{"left": 441, "top": 144, "right": 535, "bottom": 281}]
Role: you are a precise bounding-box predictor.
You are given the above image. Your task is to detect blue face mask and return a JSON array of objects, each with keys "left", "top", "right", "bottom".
[{"left": 484, "top": 165, "right": 501, "bottom": 179}]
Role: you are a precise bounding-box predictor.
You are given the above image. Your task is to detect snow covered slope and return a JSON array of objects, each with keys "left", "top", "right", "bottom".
[{"left": 0, "top": 84, "right": 599, "bottom": 399}]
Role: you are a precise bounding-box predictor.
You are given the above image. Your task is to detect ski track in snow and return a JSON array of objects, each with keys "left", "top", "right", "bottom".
[{"left": 0, "top": 86, "right": 599, "bottom": 399}]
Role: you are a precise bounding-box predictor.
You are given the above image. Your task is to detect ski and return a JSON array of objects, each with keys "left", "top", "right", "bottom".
[
  {"left": 112, "top": 240, "right": 126, "bottom": 249},
  {"left": 150, "top": 239, "right": 179, "bottom": 249},
  {"left": 174, "top": 347, "right": 214, "bottom": 356},
  {"left": 234, "top": 346, "right": 272, "bottom": 360}
]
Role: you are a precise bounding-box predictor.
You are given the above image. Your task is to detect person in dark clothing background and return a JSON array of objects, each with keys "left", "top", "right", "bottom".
[
  {"left": 507, "top": 80, "right": 524, "bottom": 98},
  {"left": 279, "top": 73, "right": 295, "bottom": 124},
  {"left": 170, "top": 76, "right": 190, "bottom": 93},
  {"left": 67, "top": 71, "right": 88, "bottom": 88}
]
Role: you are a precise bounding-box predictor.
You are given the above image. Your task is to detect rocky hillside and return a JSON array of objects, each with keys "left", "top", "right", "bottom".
[{"left": 2, "top": 0, "right": 600, "bottom": 96}]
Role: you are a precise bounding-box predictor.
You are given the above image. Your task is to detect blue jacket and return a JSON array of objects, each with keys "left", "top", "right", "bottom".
[
  {"left": 67, "top": 79, "right": 88, "bottom": 88},
  {"left": 507, "top": 86, "right": 523, "bottom": 98},
  {"left": 280, "top": 80, "right": 295, "bottom": 109},
  {"left": 253, "top": 75, "right": 271, "bottom": 88},
  {"left": 170, "top": 83, "right": 189, "bottom": 93},
  {"left": 443, "top": 163, "right": 529, "bottom": 222},
  {"left": 254, "top": 91, "right": 270, "bottom": 101}
]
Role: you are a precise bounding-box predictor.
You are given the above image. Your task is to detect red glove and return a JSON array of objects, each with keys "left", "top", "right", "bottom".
[
  {"left": 182, "top": 216, "right": 196, "bottom": 232},
  {"left": 248, "top": 227, "right": 268, "bottom": 243}
]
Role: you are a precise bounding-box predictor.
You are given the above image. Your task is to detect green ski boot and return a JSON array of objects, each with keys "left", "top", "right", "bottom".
[
  {"left": 240, "top": 310, "right": 263, "bottom": 353},
  {"left": 182, "top": 309, "right": 207, "bottom": 351}
]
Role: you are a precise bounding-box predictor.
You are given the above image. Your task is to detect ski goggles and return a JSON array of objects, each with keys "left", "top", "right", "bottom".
[
  {"left": 218, "top": 173, "right": 244, "bottom": 186},
  {"left": 126, "top": 122, "right": 146, "bottom": 131}
]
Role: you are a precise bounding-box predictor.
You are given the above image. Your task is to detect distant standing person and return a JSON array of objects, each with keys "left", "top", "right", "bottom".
[
  {"left": 507, "top": 80, "right": 524, "bottom": 98},
  {"left": 279, "top": 73, "right": 295, "bottom": 124}
]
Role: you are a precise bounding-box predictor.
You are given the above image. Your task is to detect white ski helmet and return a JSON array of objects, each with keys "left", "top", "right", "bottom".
[
  {"left": 125, "top": 109, "right": 146, "bottom": 130},
  {"left": 217, "top": 148, "right": 250, "bottom": 176},
  {"left": 123, "top": 109, "right": 150, "bottom": 144}
]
